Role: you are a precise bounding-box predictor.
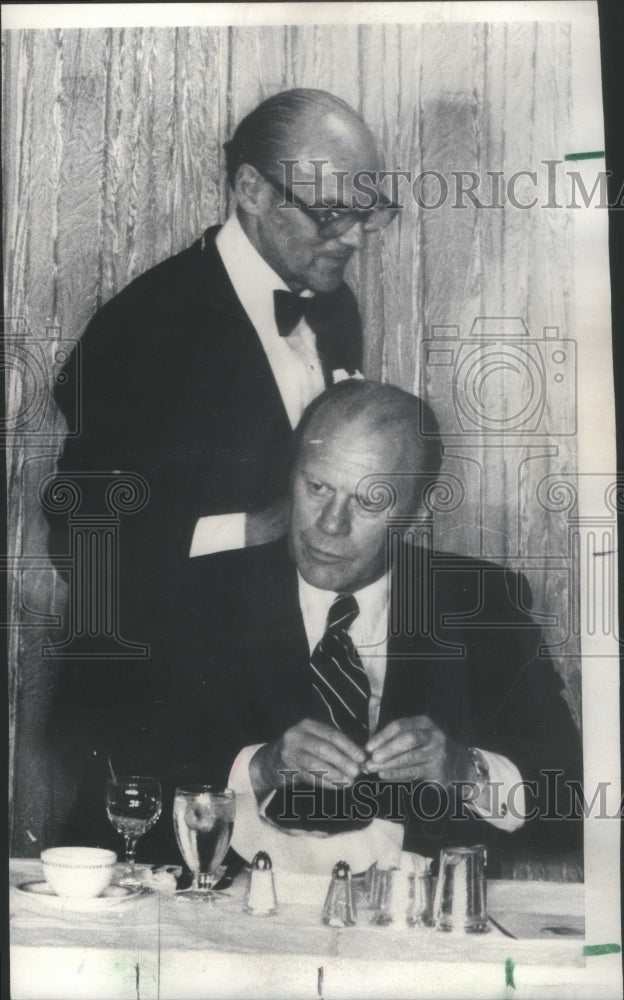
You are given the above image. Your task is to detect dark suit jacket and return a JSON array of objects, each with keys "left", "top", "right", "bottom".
[
  {"left": 153, "top": 538, "right": 582, "bottom": 867},
  {"left": 48, "top": 227, "right": 362, "bottom": 853},
  {"left": 54, "top": 534, "right": 582, "bottom": 866}
]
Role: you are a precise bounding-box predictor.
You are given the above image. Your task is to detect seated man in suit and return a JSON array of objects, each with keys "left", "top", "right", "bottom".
[{"left": 175, "top": 379, "right": 582, "bottom": 873}]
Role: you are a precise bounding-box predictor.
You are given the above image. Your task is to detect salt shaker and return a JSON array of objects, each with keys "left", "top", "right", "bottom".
[
  {"left": 244, "top": 851, "right": 278, "bottom": 916},
  {"left": 322, "top": 861, "right": 357, "bottom": 927}
]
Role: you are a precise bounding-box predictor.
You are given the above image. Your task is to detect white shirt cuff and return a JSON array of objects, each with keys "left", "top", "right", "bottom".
[
  {"left": 228, "top": 744, "right": 525, "bottom": 865},
  {"left": 466, "top": 749, "right": 526, "bottom": 832},
  {"left": 227, "top": 745, "right": 404, "bottom": 874},
  {"left": 189, "top": 513, "right": 246, "bottom": 557}
]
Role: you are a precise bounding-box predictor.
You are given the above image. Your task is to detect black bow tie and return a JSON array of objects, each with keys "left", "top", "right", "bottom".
[
  {"left": 272, "top": 286, "right": 362, "bottom": 387},
  {"left": 273, "top": 288, "right": 342, "bottom": 340}
]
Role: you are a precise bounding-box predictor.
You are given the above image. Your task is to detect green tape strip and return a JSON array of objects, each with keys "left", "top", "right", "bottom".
[
  {"left": 583, "top": 943, "right": 622, "bottom": 957},
  {"left": 563, "top": 151, "right": 605, "bottom": 161},
  {"left": 505, "top": 957, "right": 516, "bottom": 989}
]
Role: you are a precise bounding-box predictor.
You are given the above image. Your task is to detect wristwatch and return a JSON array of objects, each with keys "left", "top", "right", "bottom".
[
  {"left": 467, "top": 747, "right": 490, "bottom": 788},
  {"left": 467, "top": 747, "right": 509, "bottom": 816}
]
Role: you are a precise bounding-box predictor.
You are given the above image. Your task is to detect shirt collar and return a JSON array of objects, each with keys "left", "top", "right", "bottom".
[
  {"left": 297, "top": 568, "right": 391, "bottom": 651},
  {"left": 215, "top": 212, "right": 312, "bottom": 339}
]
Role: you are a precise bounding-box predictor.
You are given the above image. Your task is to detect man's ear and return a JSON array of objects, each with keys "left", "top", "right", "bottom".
[{"left": 234, "top": 163, "right": 270, "bottom": 216}]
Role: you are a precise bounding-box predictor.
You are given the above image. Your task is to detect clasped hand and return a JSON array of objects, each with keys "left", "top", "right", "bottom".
[
  {"left": 364, "top": 716, "right": 470, "bottom": 785},
  {"left": 250, "top": 715, "right": 471, "bottom": 800}
]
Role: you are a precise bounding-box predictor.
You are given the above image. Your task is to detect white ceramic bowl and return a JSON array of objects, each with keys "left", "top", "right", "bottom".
[{"left": 41, "top": 847, "right": 117, "bottom": 899}]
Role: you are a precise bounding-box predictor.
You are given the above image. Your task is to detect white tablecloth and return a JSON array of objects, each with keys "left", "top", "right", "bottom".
[{"left": 10, "top": 859, "right": 587, "bottom": 1000}]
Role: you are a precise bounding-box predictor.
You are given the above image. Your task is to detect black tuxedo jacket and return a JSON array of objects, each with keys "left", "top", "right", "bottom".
[
  {"left": 155, "top": 538, "right": 583, "bottom": 866},
  {"left": 50, "top": 224, "right": 361, "bottom": 607},
  {"left": 48, "top": 227, "right": 362, "bottom": 850}
]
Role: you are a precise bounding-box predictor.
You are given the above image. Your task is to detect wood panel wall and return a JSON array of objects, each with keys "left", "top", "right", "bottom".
[{"left": 3, "top": 23, "right": 580, "bottom": 878}]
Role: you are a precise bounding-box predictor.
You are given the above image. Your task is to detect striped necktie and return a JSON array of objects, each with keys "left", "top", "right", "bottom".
[{"left": 310, "top": 594, "right": 371, "bottom": 746}]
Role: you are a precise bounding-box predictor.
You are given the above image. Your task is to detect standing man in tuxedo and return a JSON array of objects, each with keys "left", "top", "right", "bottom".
[
  {"left": 48, "top": 89, "right": 397, "bottom": 844},
  {"left": 174, "top": 380, "right": 582, "bottom": 873}
]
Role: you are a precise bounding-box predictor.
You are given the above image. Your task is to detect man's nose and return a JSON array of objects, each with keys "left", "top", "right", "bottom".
[
  {"left": 317, "top": 496, "right": 350, "bottom": 536},
  {"left": 336, "top": 221, "right": 366, "bottom": 250}
]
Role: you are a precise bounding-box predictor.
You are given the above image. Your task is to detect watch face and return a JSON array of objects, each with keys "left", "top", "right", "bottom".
[{"left": 468, "top": 748, "right": 489, "bottom": 782}]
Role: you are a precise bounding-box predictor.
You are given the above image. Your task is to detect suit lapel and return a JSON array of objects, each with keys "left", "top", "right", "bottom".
[
  {"left": 189, "top": 226, "right": 361, "bottom": 396},
  {"left": 378, "top": 544, "right": 471, "bottom": 741},
  {"left": 245, "top": 541, "right": 312, "bottom": 734},
  {"left": 161, "top": 228, "right": 293, "bottom": 511},
  {"left": 197, "top": 226, "right": 292, "bottom": 430}
]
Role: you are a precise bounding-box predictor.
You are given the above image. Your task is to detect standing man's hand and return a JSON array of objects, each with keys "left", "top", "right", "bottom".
[
  {"left": 245, "top": 496, "right": 289, "bottom": 547},
  {"left": 249, "top": 719, "right": 366, "bottom": 802},
  {"left": 363, "top": 715, "right": 476, "bottom": 787}
]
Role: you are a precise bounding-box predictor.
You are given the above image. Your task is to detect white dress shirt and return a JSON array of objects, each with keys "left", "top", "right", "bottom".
[
  {"left": 189, "top": 212, "right": 326, "bottom": 558},
  {"left": 228, "top": 572, "right": 525, "bottom": 873}
]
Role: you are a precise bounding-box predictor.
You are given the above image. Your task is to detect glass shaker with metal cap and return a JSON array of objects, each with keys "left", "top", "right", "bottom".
[
  {"left": 322, "top": 861, "right": 357, "bottom": 927},
  {"left": 244, "top": 851, "right": 278, "bottom": 916}
]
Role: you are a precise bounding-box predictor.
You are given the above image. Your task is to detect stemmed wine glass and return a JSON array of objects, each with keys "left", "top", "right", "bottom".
[
  {"left": 106, "top": 776, "right": 162, "bottom": 887},
  {"left": 173, "top": 785, "right": 236, "bottom": 902}
]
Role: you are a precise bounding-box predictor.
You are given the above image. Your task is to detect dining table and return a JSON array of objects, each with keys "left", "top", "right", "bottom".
[{"left": 10, "top": 857, "right": 591, "bottom": 999}]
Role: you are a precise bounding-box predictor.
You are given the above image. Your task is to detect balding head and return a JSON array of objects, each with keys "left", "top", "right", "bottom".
[
  {"left": 224, "top": 89, "right": 379, "bottom": 188},
  {"left": 293, "top": 379, "right": 443, "bottom": 492},
  {"left": 224, "top": 89, "right": 387, "bottom": 294}
]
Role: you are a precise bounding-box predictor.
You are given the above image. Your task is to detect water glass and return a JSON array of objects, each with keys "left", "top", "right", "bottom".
[{"left": 432, "top": 845, "right": 490, "bottom": 933}]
